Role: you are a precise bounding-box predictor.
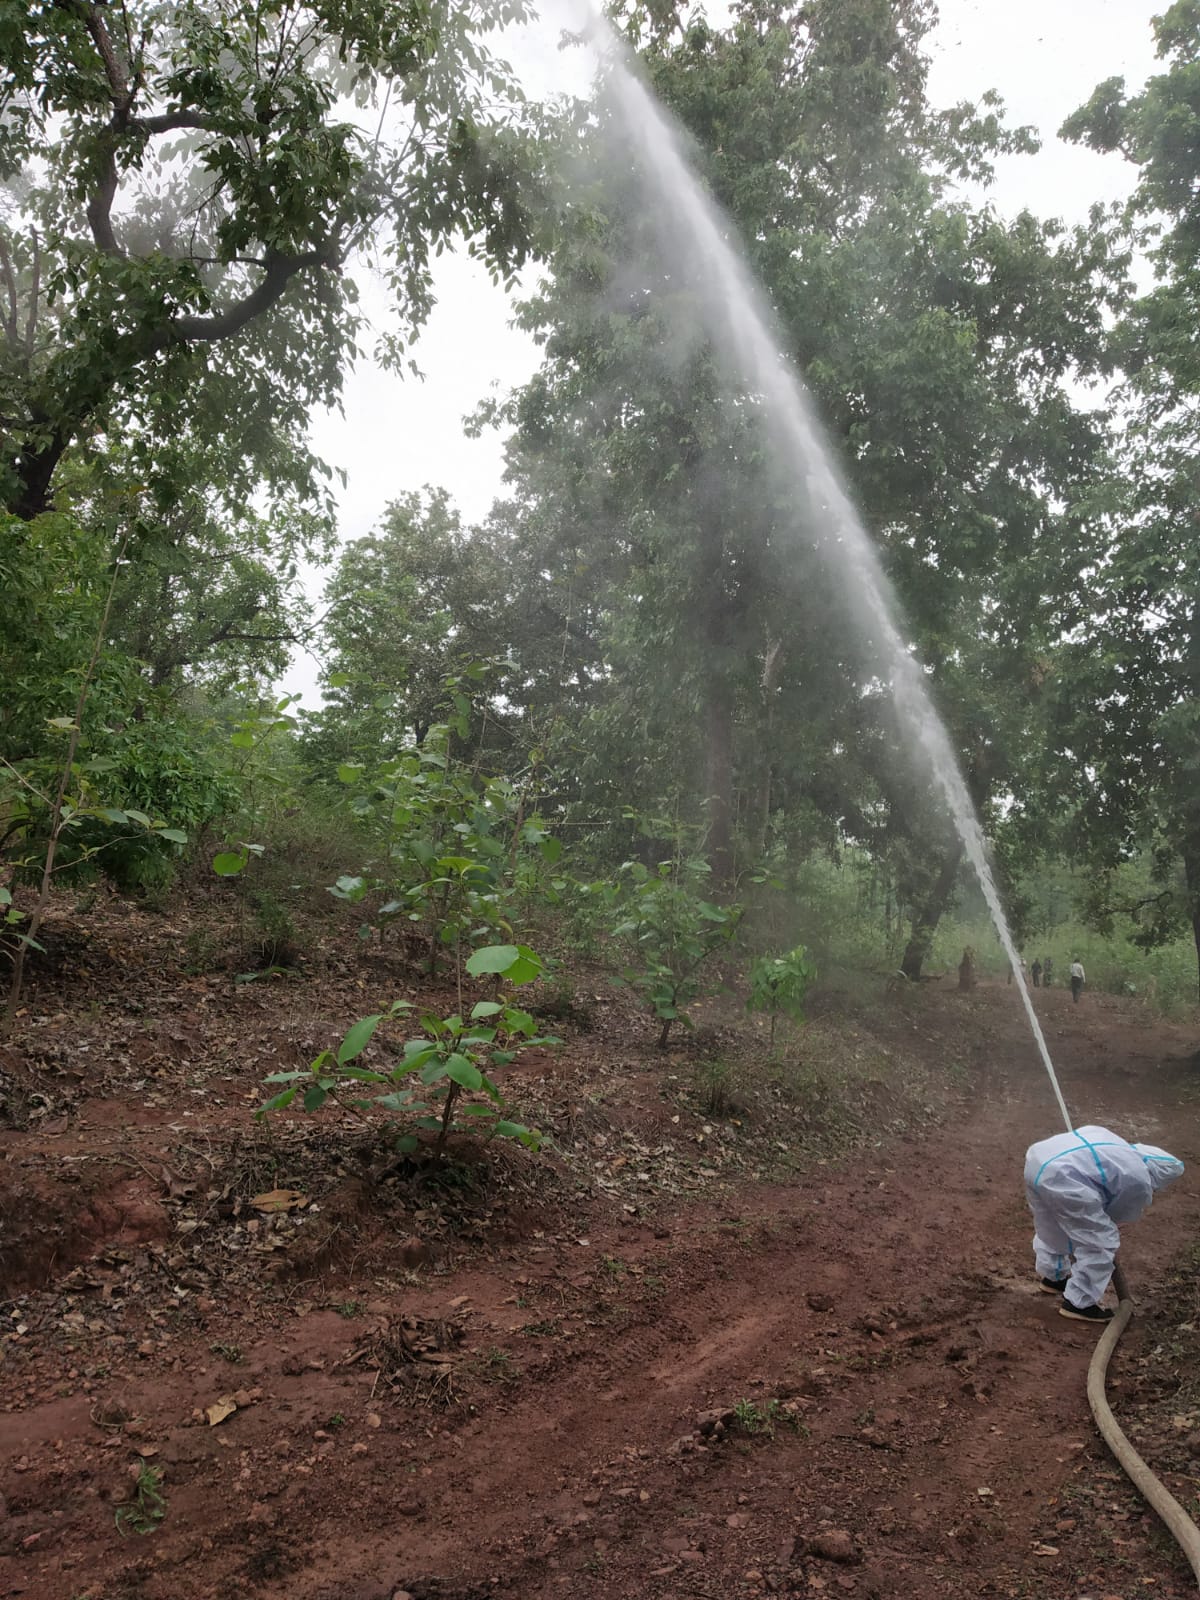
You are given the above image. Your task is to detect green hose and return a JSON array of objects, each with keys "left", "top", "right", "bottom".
[{"left": 1086, "top": 1264, "right": 1200, "bottom": 1589}]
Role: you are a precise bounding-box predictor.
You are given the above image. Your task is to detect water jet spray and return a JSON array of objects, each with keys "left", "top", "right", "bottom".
[{"left": 576, "top": 5, "right": 1071, "bottom": 1126}]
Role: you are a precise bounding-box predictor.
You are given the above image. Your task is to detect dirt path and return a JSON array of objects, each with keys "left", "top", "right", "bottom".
[{"left": 3, "top": 978, "right": 1199, "bottom": 1600}]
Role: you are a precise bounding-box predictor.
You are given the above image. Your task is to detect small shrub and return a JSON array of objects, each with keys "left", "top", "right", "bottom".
[
  {"left": 733, "top": 1398, "right": 798, "bottom": 1439},
  {"left": 747, "top": 946, "right": 815, "bottom": 1049},
  {"left": 115, "top": 1460, "right": 166, "bottom": 1537},
  {"left": 695, "top": 1058, "right": 745, "bottom": 1118},
  {"left": 257, "top": 943, "right": 556, "bottom": 1156},
  {"left": 247, "top": 888, "right": 301, "bottom": 968},
  {"left": 608, "top": 859, "right": 741, "bottom": 1048}
]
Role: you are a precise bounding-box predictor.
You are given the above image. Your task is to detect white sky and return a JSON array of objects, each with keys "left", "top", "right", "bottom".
[{"left": 282, "top": 0, "right": 1163, "bottom": 702}]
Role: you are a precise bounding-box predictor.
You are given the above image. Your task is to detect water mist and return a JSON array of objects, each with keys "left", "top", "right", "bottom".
[{"left": 573, "top": 10, "right": 1072, "bottom": 1130}]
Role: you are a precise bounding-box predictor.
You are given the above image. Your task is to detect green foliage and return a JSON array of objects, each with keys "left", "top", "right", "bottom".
[
  {"left": 0, "top": 509, "right": 241, "bottom": 895},
  {"left": 747, "top": 946, "right": 815, "bottom": 1048},
  {"left": 933, "top": 856, "right": 1200, "bottom": 1015},
  {"left": 1055, "top": 13, "right": 1200, "bottom": 997},
  {"left": 115, "top": 1461, "right": 166, "bottom": 1538},
  {"left": 257, "top": 944, "right": 555, "bottom": 1155},
  {"left": 322, "top": 694, "right": 559, "bottom": 977},
  {"left": 732, "top": 1398, "right": 797, "bottom": 1439},
  {"left": 1, "top": 0, "right": 543, "bottom": 523},
  {"left": 308, "top": 491, "right": 514, "bottom": 759},
  {"left": 694, "top": 1057, "right": 746, "bottom": 1119},
  {"left": 608, "top": 859, "right": 741, "bottom": 1048}
]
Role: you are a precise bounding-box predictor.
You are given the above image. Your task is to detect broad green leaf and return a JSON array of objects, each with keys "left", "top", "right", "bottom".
[
  {"left": 158, "top": 828, "right": 188, "bottom": 844},
  {"left": 465, "top": 944, "right": 519, "bottom": 976},
  {"left": 212, "top": 851, "right": 246, "bottom": 876},
  {"left": 445, "top": 1053, "right": 483, "bottom": 1090},
  {"left": 337, "top": 1013, "right": 383, "bottom": 1065},
  {"left": 377, "top": 1090, "right": 416, "bottom": 1111},
  {"left": 303, "top": 1084, "right": 328, "bottom": 1112},
  {"left": 257, "top": 1086, "right": 298, "bottom": 1116},
  {"left": 471, "top": 1000, "right": 503, "bottom": 1018},
  {"left": 504, "top": 946, "right": 543, "bottom": 986}
]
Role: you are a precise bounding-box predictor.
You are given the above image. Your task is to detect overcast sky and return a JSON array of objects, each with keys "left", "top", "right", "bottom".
[{"left": 282, "top": 0, "right": 1163, "bottom": 702}]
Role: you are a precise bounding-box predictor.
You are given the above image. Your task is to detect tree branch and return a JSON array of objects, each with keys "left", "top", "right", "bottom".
[
  {"left": 86, "top": 160, "right": 123, "bottom": 257},
  {"left": 0, "top": 232, "right": 18, "bottom": 343},
  {"left": 81, "top": 3, "right": 133, "bottom": 108},
  {"left": 25, "top": 230, "right": 40, "bottom": 353},
  {"left": 133, "top": 110, "right": 229, "bottom": 137},
  {"left": 169, "top": 250, "right": 335, "bottom": 343},
  {"left": 55, "top": 0, "right": 136, "bottom": 256}
]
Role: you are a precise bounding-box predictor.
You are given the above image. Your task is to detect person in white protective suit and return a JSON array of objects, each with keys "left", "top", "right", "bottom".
[{"left": 1024, "top": 1125, "right": 1184, "bottom": 1324}]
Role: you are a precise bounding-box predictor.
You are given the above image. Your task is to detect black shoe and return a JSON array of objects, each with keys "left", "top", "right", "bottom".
[
  {"left": 1039, "top": 1276, "right": 1070, "bottom": 1294},
  {"left": 1059, "top": 1298, "right": 1114, "bottom": 1324}
]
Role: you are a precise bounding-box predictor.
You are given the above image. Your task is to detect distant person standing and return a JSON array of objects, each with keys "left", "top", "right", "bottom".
[
  {"left": 1031, "top": 959, "right": 1042, "bottom": 988},
  {"left": 1070, "top": 958, "right": 1086, "bottom": 1004},
  {"left": 1043, "top": 956, "right": 1054, "bottom": 988}
]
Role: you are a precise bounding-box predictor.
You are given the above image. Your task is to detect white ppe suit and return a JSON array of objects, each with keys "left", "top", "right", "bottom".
[{"left": 1024, "top": 1125, "right": 1184, "bottom": 1310}]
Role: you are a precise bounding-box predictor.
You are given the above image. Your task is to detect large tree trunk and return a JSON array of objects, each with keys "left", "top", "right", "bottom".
[
  {"left": 752, "top": 640, "right": 784, "bottom": 861},
  {"left": 1184, "top": 842, "right": 1200, "bottom": 1004},
  {"left": 704, "top": 674, "right": 735, "bottom": 889},
  {"left": 900, "top": 839, "right": 964, "bottom": 980}
]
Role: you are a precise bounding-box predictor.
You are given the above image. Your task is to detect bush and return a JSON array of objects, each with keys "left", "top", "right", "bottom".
[
  {"left": 258, "top": 944, "right": 556, "bottom": 1156},
  {"left": 747, "top": 945, "right": 815, "bottom": 1048},
  {"left": 608, "top": 859, "right": 741, "bottom": 1048}
]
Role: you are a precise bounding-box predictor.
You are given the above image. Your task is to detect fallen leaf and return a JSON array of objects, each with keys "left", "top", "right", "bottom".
[
  {"left": 251, "top": 1188, "right": 307, "bottom": 1214},
  {"left": 205, "top": 1395, "right": 238, "bottom": 1427}
]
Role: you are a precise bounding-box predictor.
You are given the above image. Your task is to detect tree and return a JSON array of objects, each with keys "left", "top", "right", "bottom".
[
  {"left": 481, "top": 0, "right": 1120, "bottom": 965},
  {"left": 1059, "top": 0, "right": 1200, "bottom": 994},
  {"left": 60, "top": 437, "right": 332, "bottom": 691},
  {"left": 0, "top": 0, "right": 540, "bottom": 523},
  {"left": 306, "top": 487, "right": 512, "bottom": 764}
]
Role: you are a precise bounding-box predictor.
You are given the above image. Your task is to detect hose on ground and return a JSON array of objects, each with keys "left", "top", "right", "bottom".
[{"left": 1087, "top": 1263, "right": 1200, "bottom": 1589}]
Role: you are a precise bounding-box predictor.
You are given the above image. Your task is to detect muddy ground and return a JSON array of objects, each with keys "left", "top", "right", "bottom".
[{"left": 2, "top": 898, "right": 1200, "bottom": 1600}]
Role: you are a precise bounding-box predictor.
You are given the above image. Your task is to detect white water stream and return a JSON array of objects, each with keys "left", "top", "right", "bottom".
[{"left": 579, "top": 14, "right": 1073, "bottom": 1130}]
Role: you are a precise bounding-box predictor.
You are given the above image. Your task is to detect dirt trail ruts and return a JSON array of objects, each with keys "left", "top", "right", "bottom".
[{"left": 3, "top": 982, "right": 1199, "bottom": 1600}]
